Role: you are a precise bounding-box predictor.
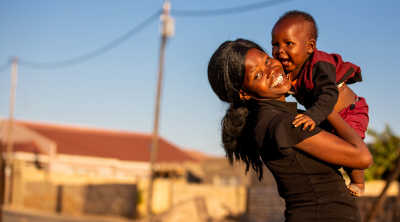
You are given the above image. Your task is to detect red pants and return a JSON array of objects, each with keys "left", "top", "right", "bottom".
[{"left": 338, "top": 97, "right": 369, "bottom": 139}]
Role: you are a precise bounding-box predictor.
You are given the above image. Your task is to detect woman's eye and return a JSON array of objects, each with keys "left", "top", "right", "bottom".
[
  {"left": 255, "top": 72, "right": 262, "bottom": 79},
  {"left": 265, "top": 57, "right": 271, "bottom": 65}
]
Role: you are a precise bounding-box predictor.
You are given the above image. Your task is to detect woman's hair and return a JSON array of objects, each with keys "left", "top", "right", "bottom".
[{"left": 208, "top": 39, "right": 265, "bottom": 180}]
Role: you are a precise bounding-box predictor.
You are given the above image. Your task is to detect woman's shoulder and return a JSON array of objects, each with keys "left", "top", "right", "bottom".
[
  {"left": 256, "top": 108, "right": 295, "bottom": 131},
  {"left": 252, "top": 108, "right": 294, "bottom": 147},
  {"left": 256, "top": 107, "right": 322, "bottom": 149},
  {"left": 254, "top": 107, "right": 289, "bottom": 132}
]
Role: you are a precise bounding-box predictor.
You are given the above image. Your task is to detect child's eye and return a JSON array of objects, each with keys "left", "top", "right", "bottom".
[{"left": 286, "top": 41, "right": 294, "bottom": 46}]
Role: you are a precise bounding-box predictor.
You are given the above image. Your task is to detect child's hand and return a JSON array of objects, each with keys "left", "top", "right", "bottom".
[
  {"left": 292, "top": 114, "right": 316, "bottom": 131},
  {"left": 347, "top": 183, "right": 365, "bottom": 197}
]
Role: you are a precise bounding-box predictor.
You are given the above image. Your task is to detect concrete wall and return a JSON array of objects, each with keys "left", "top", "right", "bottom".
[
  {"left": 22, "top": 182, "right": 138, "bottom": 219},
  {"left": 23, "top": 181, "right": 58, "bottom": 212},
  {"left": 17, "top": 178, "right": 247, "bottom": 221},
  {"left": 152, "top": 179, "right": 247, "bottom": 220},
  {"left": 10, "top": 158, "right": 140, "bottom": 219},
  {"left": 10, "top": 158, "right": 248, "bottom": 221},
  {"left": 13, "top": 152, "right": 149, "bottom": 184}
]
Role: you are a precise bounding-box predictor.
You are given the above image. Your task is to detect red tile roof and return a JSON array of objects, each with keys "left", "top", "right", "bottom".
[
  {"left": 184, "top": 149, "right": 217, "bottom": 161},
  {"left": 14, "top": 120, "right": 196, "bottom": 163}
]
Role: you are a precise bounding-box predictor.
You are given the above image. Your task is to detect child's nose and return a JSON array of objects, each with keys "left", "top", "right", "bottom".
[{"left": 278, "top": 47, "right": 286, "bottom": 56}]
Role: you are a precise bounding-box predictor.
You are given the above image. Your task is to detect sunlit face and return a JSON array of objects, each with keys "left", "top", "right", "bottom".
[
  {"left": 271, "top": 17, "right": 315, "bottom": 79},
  {"left": 241, "top": 48, "right": 291, "bottom": 101}
]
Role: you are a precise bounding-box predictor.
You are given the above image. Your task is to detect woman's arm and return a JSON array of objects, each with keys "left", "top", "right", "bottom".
[{"left": 295, "top": 111, "right": 372, "bottom": 169}]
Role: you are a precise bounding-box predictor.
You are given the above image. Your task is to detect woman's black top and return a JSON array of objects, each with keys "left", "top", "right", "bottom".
[{"left": 250, "top": 99, "right": 360, "bottom": 222}]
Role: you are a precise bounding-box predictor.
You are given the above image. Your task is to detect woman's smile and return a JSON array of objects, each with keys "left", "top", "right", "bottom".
[
  {"left": 241, "top": 48, "right": 291, "bottom": 101},
  {"left": 270, "top": 68, "right": 289, "bottom": 88}
]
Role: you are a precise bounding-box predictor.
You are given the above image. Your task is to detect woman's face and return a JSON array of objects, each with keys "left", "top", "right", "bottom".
[{"left": 241, "top": 48, "right": 290, "bottom": 101}]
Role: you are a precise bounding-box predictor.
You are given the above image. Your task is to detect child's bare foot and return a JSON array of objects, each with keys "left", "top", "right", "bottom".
[{"left": 347, "top": 183, "right": 364, "bottom": 197}]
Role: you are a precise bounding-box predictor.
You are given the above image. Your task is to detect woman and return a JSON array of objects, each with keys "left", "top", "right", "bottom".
[{"left": 207, "top": 39, "right": 372, "bottom": 222}]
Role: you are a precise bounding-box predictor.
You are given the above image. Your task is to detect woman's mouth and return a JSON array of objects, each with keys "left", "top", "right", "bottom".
[{"left": 271, "top": 72, "right": 287, "bottom": 88}]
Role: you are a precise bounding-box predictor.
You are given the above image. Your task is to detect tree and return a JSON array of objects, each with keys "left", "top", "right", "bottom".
[
  {"left": 365, "top": 125, "right": 400, "bottom": 181},
  {"left": 363, "top": 125, "right": 400, "bottom": 222}
]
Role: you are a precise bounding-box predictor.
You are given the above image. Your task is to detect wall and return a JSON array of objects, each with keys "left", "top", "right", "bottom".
[
  {"left": 21, "top": 182, "right": 138, "bottom": 219},
  {"left": 152, "top": 179, "right": 247, "bottom": 220},
  {"left": 10, "top": 158, "right": 247, "bottom": 221},
  {"left": 10, "top": 158, "right": 140, "bottom": 219}
]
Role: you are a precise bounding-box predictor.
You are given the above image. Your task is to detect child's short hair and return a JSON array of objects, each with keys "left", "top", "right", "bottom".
[{"left": 276, "top": 10, "right": 318, "bottom": 40}]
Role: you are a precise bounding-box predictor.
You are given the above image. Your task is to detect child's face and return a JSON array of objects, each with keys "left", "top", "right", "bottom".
[
  {"left": 271, "top": 17, "right": 315, "bottom": 77},
  {"left": 240, "top": 48, "right": 290, "bottom": 101}
]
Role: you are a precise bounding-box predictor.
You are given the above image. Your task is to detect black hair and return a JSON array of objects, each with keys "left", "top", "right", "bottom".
[
  {"left": 207, "top": 39, "right": 265, "bottom": 180},
  {"left": 275, "top": 10, "right": 318, "bottom": 40}
]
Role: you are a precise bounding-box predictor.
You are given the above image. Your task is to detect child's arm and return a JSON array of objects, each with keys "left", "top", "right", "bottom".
[
  {"left": 304, "top": 62, "right": 338, "bottom": 126},
  {"left": 293, "top": 113, "right": 316, "bottom": 131}
]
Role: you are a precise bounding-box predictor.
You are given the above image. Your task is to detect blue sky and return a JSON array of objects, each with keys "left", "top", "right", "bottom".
[{"left": 1, "top": 0, "right": 399, "bottom": 156}]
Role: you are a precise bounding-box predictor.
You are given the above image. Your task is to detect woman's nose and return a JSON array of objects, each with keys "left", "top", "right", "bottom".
[{"left": 269, "top": 58, "right": 281, "bottom": 67}]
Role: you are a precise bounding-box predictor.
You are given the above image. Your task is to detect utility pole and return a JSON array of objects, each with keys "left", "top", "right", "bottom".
[
  {"left": 147, "top": 1, "right": 174, "bottom": 220},
  {"left": 4, "top": 57, "right": 18, "bottom": 209}
]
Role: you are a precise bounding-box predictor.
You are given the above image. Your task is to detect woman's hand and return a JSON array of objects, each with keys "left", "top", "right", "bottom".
[{"left": 292, "top": 114, "right": 316, "bottom": 131}]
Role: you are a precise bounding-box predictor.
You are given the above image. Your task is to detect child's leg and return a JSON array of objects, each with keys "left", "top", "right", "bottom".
[
  {"left": 338, "top": 97, "right": 369, "bottom": 139},
  {"left": 339, "top": 96, "right": 369, "bottom": 196}
]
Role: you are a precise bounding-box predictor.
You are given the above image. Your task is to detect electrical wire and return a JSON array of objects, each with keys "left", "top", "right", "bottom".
[
  {"left": 8, "top": 0, "right": 293, "bottom": 69},
  {"left": 171, "top": 0, "right": 292, "bottom": 17},
  {"left": 18, "top": 9, "right": 162, "bottom": 69}
]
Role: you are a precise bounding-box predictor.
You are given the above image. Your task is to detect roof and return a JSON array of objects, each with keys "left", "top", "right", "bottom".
[
  {"left": 184, "top": 149, "right": 217, "bottom": 161},
  {"left": 9, "top": 120, "right": 196, "bottom": 163}
]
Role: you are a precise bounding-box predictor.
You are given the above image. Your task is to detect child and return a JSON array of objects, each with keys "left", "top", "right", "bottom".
[{"left": 271, "top": 10, "right": 369, "bottom": 196}]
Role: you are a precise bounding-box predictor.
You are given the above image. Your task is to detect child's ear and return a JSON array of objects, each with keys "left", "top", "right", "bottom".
[
  {"left": 239, "top": 90, "right": 251, "bottom": 101},
  {"left": 307, "top": 38, "right": 316, "bottom": 54}
]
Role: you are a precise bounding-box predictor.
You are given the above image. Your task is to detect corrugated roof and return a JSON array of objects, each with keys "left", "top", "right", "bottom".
[{"left": 14, "top": 120, "right": 196, "bottom": 163}]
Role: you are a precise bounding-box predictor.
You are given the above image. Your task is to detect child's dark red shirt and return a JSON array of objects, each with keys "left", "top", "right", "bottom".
[{"left": 292, "top": 49, "right": 362, "bottom": 125}]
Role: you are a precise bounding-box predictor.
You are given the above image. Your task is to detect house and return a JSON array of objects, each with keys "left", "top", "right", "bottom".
[
  {"left": 0, "top": 119, "right": 200, "bottom": 217},
  {"left": 0, "top": 119, "right": 197, "bottom": 183}
]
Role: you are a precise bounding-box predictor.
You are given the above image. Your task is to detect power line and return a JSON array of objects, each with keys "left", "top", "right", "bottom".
[
  {"left": 6, "top": 0, "right": 292, "bottom": 69},
  {"left": 171, "top": 0, "right": 292, "bottom": 17},
  {"left": 18, "top": 9, "right": 161, "bottom": 69}
]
